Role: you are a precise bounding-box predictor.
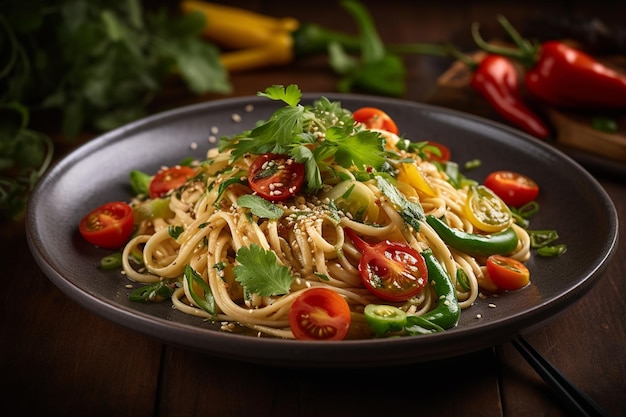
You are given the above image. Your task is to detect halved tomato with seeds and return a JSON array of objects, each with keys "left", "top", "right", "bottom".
[
  {"left": 484, "top": 171, "right": 539, "bottom": 207},
  {"left": 288, "top": 288, "right": 351, "bottom": 341},
  {"left": 486, "top": 255, "right": 530, "bottom": 291},
  {"left": 352, "top": 107, "right": 399, "bottom": 134},
  {"left": 149, "top": 166, "right": 196, "bottom": 199},
  {"left": 248, "top": 153, "right": 305, "bottom": 202},
  {"left": 79, "top": 202, "right": 134, "bottom": 249}
]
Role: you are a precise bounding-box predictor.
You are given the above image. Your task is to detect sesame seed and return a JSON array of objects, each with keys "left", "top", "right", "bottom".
[
  {"left": 190, "top": 142, "right": 198, "bottom": 150},
  {"left": 476, "top": 314, "right": 482, "bottom": 319},
  {"left": 231, "top": 113, "right": 242, "bottom": 122},
  {"left": 210, "top": 126, "right": 219, "bottom": 135},
  {"left": 208, "top": 135, "right": 217, "bottom": 143},
  {"left": 245, "top": 104, "right": 254, "bottom": 112},
  {"left": 488, "top": 303, "right": 497, "bottom": 308}
]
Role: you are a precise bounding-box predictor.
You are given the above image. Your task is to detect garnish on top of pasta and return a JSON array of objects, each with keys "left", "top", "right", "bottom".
[{"left": 79, "top": 84, "right": 551, "bottom": 341}]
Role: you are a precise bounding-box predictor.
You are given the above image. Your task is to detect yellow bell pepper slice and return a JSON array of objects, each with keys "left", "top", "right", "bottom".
[{"left": 397, "top": 162, "right": 438, "bottom": 198}]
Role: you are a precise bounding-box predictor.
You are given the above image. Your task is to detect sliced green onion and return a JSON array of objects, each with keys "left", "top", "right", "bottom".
[
  {"left": 537, "top": 244, "right": 567, "bottom": 257},
  {"left": 528, "top": 229, "right": 559, "bottom": 248},
  {"left": 100, "top": 253, "right": 122, "bottom": 270}
]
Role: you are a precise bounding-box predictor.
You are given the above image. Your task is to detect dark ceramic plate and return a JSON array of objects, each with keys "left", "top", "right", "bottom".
[{"left": 26, "top": 94, "right": 618, "bottom": 368}]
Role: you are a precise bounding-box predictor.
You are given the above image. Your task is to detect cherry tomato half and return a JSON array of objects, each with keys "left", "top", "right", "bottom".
[
  {"left": 288, "top": 287, "right": 352, "bottom": 341},
  {"left": 149, "top": 165, "right": 196, "bottom": 199},
  {"left": 422, "top": 141, "right": 451, "bottom": 162},
  {"left": 484, "top": 171, "right": 539, "bottom": 207},
  {"left": 248, "top": 153, "right": 305, "bottom": 202},
  {"left": 79, "top": 202, "right": 134, "bottom": 249},
  {"left": 464, "top": 185, "right": 513, "bottom": 233},
  {"left": 485, "top": 255, "right": 530, "bottom": 291},
  {"left": 346, "top": 228, "right": 428, "bottom": 302},
  {"left": 352, "top": 107, "right": 399, "bottom": 135}
]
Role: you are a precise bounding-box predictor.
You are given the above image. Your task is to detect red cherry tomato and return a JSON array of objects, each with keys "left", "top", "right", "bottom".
[
  {"left": 248, "top": 153, "right": 305, "bottom": 202},
  {"left": 352, "top": 107, "right": 399, "bottom": 134},
  {"left": 484, "top": 171, "right": 539, "bottom": 207},
  {"left": 149, "top": 166, "right": 196, "bottom": 199},
  {"left": 423, "top": 141, "right": 451, "bottom": 162},
  {"left": 485, "top": 255, "right": 530, "bottom": 291},
  {"left": 345, "top": 228, "right": 428, "bottom": 302},
  {"left": 79, "top": 202, "right": 134, "bottom": 249},
  {"left": 288, "top": 287, "right": 352, "bottom": 341}
]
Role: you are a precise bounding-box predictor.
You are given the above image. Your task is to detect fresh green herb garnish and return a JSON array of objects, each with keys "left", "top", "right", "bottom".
[
  {"left": 376, "top": 175, "right": 424, "bottom": 231},
  {"left": 237, "top": 195, "right": 284, "bottom": 219},
  {"left": 234, "top": 243, "right": 294, "bottom": 297},
  {"left": 168, "top": 225, "right": 184, "bottom": 239},
  {"left": 219, "top": 85, "right": 386, "bottom": 194},
  {"left": 438, "top": 161, "right": 478, "bottom": 189},
  {"left": 129, "top": 280, "right": 175, "bottom": 303}
]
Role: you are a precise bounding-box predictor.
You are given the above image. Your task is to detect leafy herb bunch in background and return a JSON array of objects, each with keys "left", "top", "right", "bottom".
[{"left": 0, "top": 0, "right": 231, "bottom": 222}]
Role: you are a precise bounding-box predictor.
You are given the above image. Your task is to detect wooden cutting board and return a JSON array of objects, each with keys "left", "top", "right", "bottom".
[{"left": 424, "top": 50, "right": 626, "bottom": 165}]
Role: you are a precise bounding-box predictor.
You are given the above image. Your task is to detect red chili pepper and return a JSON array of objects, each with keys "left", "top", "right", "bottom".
[
  {"left": 470, "top": 55, "right": 551, "bottom": 139},
  {"left": 472, "top": 16, "right": 626, "bottom": 110},
  {"left": 524, "top": 41, "right": 626, "bottom": 109}
]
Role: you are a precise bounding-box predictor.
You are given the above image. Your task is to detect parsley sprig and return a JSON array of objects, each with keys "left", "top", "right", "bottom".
[
  {"left": 219, "top": 85, "right": 386, "bottom": 194},
  {"left": 234, "top": 244, "right": 294, "bottom": 297}
]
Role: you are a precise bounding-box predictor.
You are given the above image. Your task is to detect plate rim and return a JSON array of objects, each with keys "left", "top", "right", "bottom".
[{"left": 26, "top": 93, "right": 619, "bottom": 368}]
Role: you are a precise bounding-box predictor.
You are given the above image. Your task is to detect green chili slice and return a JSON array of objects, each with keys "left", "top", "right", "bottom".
[
  {"left": 99, "top": 253, "right": 122, "bottom": 270},
  {"left": 364, "top": 304, "right": 407, "bottom": 336}
]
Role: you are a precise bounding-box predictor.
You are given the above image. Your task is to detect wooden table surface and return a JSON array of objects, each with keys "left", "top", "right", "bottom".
[{"left": 1, "top": 1, "right": 624, "bottom": 416}]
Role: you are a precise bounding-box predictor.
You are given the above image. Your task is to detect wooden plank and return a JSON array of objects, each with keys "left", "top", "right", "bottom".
[
  {"left": 0, "top": 233, "right": 163, "bottom": 417},
  {"left": 497, "top": 179, "right": 626, "bottom": 417},
  {"left": 157, "top": 347, "right": 502, "bottom": 417}
]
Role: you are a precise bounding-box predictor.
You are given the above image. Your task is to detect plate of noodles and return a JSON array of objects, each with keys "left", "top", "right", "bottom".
[{"left": 26, "top": 87, "right": 618, "bottom": 367}]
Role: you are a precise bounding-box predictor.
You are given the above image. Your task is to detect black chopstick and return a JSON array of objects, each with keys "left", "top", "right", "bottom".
[{"left": 511, "top": 336, "right": 610, "bottom": 417}]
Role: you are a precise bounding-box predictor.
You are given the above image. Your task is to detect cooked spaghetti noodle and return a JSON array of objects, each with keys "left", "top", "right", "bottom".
[{"left": 121, "top": 88, "right": 531, "bottom": 340}]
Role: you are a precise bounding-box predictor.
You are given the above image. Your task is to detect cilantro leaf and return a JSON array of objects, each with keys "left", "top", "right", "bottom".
[
  {"left": 237, "top": 195, "right": 284, "bottom": 219},
  {"left": 376, "top": 175, "right": 424, "bottom": 231},
  {"left": 329, "top": 128, "right": 385, "bottom": 170},
  {"left": 290, "top": 145, "right": 323, "bottom": 194},
  {"left": 247, "top": 105, "right": 306, "bottom": 154},
  {"left": 234, "top": 244, "right": 294, "bottom": 297},
  {"left": 257, "top": 84, "right": 302, "bottom": 106}
]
